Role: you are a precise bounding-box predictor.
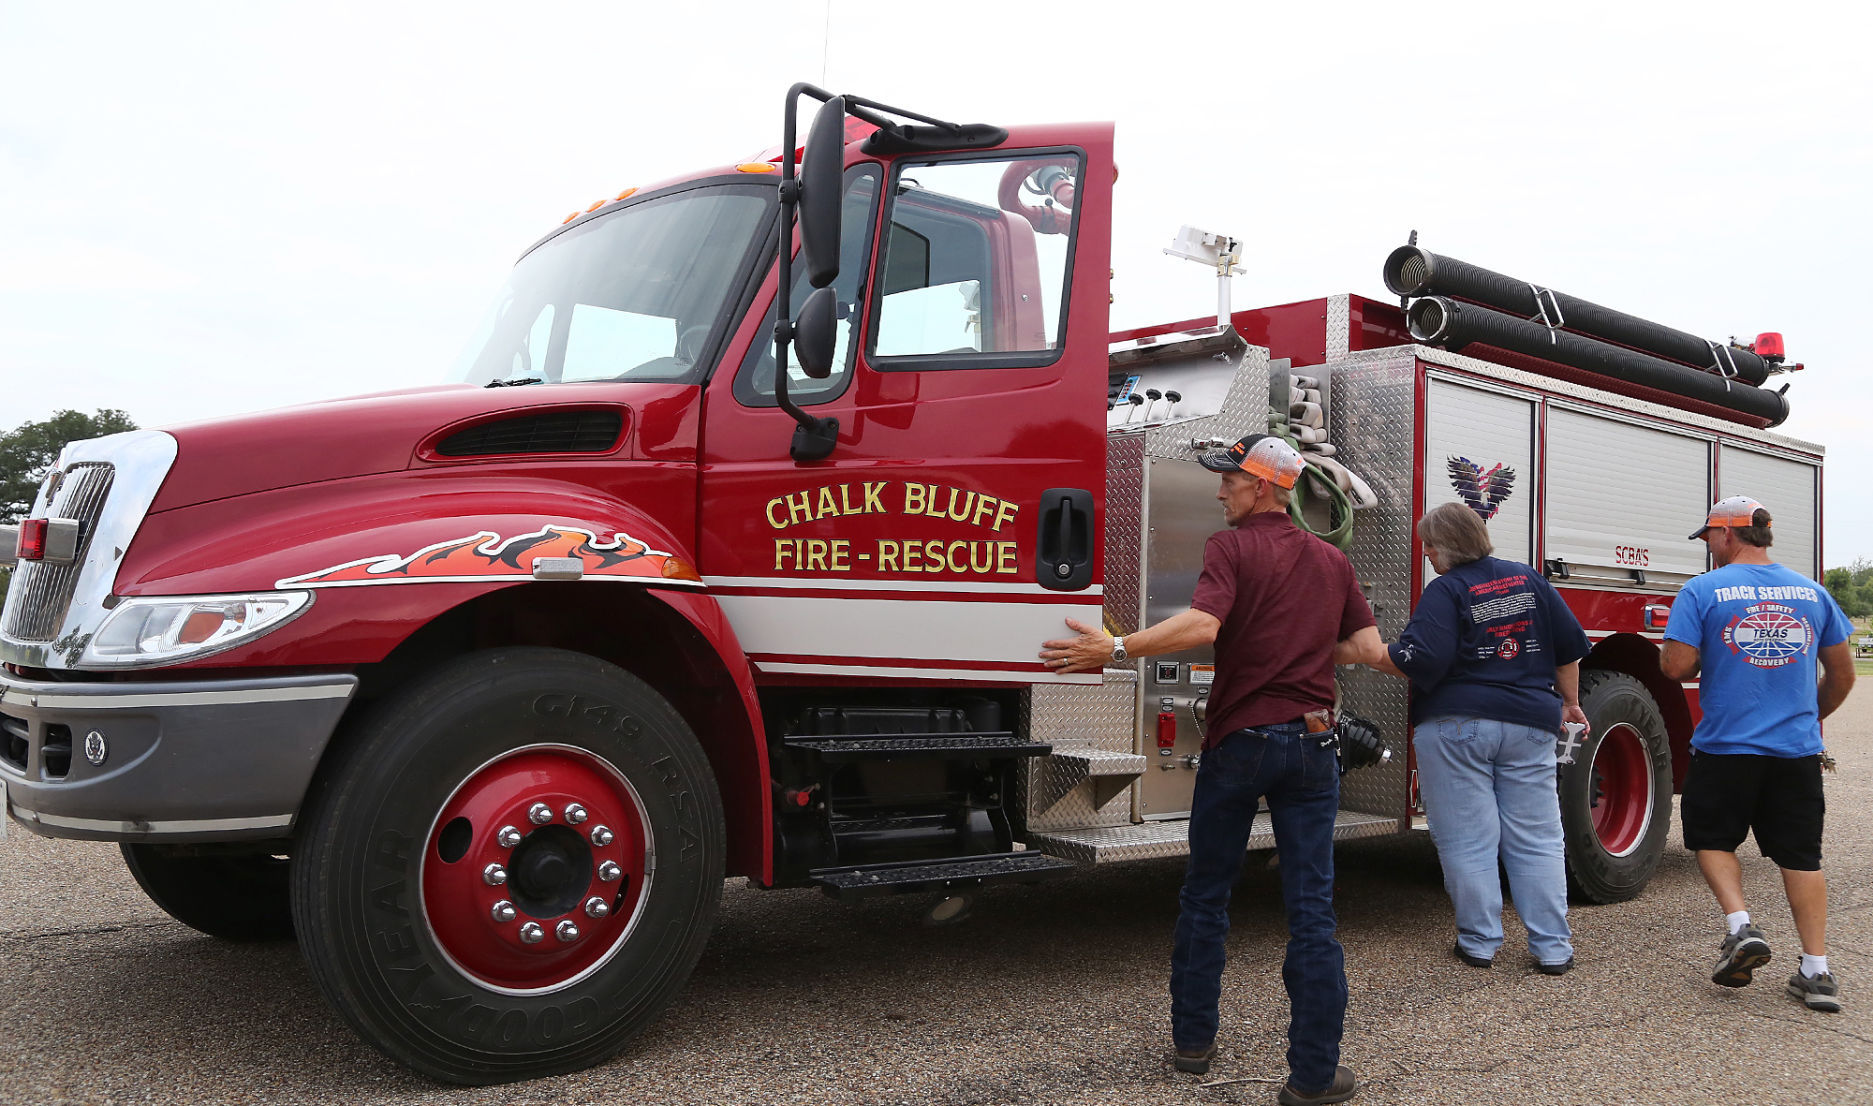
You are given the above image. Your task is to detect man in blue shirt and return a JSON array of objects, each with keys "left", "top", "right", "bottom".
[{"left": 1661, "top": 496, "right": 1855, "bottom": 1012}]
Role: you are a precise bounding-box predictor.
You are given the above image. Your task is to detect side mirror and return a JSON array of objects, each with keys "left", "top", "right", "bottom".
[
  {"left": 798, "top": 95, "right": 846, "bottom": 289},
  {"left": 793, "top": 287, "right": 839, "bottom": 379}
]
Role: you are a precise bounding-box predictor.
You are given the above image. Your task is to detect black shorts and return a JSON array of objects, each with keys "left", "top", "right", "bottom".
[{"left": 1680, "top": 751, "right": 1825, "bottom": 871}]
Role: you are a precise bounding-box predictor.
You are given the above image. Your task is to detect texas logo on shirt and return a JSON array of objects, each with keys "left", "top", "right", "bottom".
[{"left": 1720, "top": 601, "right": 1815, "bottom": 669}]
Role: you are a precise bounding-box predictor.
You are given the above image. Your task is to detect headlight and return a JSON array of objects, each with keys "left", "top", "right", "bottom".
[{"left": 81, "top": 592, "right": 313, "bottom": 667}]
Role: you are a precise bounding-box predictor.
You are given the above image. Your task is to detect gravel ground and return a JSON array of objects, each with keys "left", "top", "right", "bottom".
[{"left": 4, "top": 696, "right": 1869, "bottom": 1106}]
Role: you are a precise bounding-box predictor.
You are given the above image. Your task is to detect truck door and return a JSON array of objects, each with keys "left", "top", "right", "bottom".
[{"left": 698, "top": 125, "right": 1114, "bottom": 684}]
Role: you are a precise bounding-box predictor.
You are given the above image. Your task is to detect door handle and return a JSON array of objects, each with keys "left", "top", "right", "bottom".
[{"left": 1036, "top": 488, "right": 1094, "bottom": 591}]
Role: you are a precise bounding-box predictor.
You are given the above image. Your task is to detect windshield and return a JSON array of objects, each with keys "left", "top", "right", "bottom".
[{"left": 451, "top": 185, "right": 771, "bottom": 386}]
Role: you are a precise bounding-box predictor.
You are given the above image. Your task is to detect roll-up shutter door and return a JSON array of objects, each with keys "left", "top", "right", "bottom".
[
  {"left": 1720, "top": 446, "right": 1820, "bottom": 581},
  {"left": 1545, "top": 407, "right": 1710, "bottom": 589},
  {"left": 1424, "top": 378, "right": 1536, "bottom": 568}
]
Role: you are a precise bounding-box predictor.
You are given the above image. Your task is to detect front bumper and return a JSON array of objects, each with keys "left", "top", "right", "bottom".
[{"left": 0, "top": 669, "right": 357, "bottom": 842}]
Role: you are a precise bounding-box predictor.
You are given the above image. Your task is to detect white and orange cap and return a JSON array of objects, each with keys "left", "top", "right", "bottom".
[
  {"left": 1689, "top": 496, "right": 1771, "bottom": 540},
  {"left": 1199, "top": 433, "right": 1304, "bottom": 489}
]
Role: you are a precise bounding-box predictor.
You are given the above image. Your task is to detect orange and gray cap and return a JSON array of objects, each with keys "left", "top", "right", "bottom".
[
  {"left": 1689, "top": 495, "right": 1771, "bottom": 540},
  {"left": 1199, "top": 433, "right": 1304, "bottom": 489}
]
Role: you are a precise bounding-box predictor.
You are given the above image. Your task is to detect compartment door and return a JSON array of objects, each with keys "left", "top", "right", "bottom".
[
  {"left": 1423, "top": 377, "right": 1537, "bottom": 569},
  {"left": 1720, "top": 445, "right": 1820, "bottom": 581},
  {"left": 1545, "top": 407, "right": 1711, "bottom": 589}
]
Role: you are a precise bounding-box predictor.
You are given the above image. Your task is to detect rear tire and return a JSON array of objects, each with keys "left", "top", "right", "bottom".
[
  {"left": 121, "top": 844, "right": 294, "bottom": 941},
  {"left": 1561, "top": 670, "right": 1672, "bottom": 904},
  {"left": 291, "top": 647, "right": 725, "bottom": 1084}
]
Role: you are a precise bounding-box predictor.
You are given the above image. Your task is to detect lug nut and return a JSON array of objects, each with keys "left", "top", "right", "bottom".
[
  {"left": 584, "top": 896, "right": 611, "bottom": 918},
  {"left": 496, "top": 825, "right": 522, "bottom": 848},
  {"left": 590, "top": 825, "right": 614, "bottom": 846},
  {"left": 491, "top": 900, "right": 517, "bottom": 923},
  {"left": 598, "top": 860, "right": 622, "bottom": 882},
  {"left": 483, "top": 863, "right": 508, "bottom": 886},
  {"left": 518, "top": 922, "right": 545, "bottom": 944},
  {"left": 556, "top": 920, "right": 580, "bottom": 943},
  {"left": 528, "top": 802, "right": 554, "bottom": 825},
  {"left": 564, "top": 802, "right": 588, "bottom": 824}
]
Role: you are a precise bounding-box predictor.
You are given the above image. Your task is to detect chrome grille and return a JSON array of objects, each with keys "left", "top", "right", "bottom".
[{"left": 3, "top": 463, "right": 115, "bottom": 641}]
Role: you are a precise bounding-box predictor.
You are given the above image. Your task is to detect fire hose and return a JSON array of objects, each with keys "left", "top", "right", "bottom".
[{"left": 1269, "top": 372, "right": 1376, "bottom": 551}]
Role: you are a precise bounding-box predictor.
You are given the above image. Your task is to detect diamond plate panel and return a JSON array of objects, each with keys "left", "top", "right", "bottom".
[
  {"left": 1142, "top": 344, "right": 1276, "bottom": 463},
  {"left": 1327, "top": 348, "right": 1420, "bottom": 817},
  {"left": 1029, "top": 810, "right": 1400, "bottom": 864},
  {"left": 1103, "top": 433, "right": 1145, "bottom": 636},
  {"left": 1019, "top": 670, "right": 1141, "bottom": 832},
  {"left": 1325, "top": 293, "right": 1351, "bottom": 360}
]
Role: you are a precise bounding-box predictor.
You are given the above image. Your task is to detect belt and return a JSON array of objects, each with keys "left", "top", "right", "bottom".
[{"left": 1242, "top": 709, "right": 1338, "bottom": 746}]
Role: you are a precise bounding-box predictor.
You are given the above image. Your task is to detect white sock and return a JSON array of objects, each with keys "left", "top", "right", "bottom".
[
  {"left": 1801, "top": 953, "right": 1829, "bottom": 979},
  {"left": 1725, "top": 911, "right": 1751, "bottom": 935}
]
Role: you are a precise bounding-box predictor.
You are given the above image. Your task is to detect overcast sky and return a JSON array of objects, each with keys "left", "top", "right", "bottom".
[{"left": 3, "top": 2, "right": 1868, "bottom": 561}]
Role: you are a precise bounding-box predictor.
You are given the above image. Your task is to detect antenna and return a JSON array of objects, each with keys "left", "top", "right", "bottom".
[{"left": 820, "top": 1, "right": 832, "bottom": 86}]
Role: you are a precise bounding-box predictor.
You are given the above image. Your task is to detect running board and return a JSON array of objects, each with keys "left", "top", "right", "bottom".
[
  {"left": 782, "top": 733, "right": 1050, "bottom": 763},
  {"left": 810, "top": 851, "right": 1077, "bottom": 898},
  {"left": 1027, "top": 811, "right": 1403, "bottom": 864}
]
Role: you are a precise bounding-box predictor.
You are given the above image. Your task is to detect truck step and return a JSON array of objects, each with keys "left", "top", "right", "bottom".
[
  {"left": 781, "top": 732, "right": 1050, "bottom": 763},
  {"left": 1036, "top": 748, "right": 1148, "bottom": 814},
  {"left": 810, "top": 851, "right": 1077, "bottom": 898},
  {"left": 1028, "top": 810, "right": 1403, "bottom": 864}
]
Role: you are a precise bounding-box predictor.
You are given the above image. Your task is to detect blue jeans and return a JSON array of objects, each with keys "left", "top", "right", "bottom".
[
  {"left": 1413, "top": 716, "right": 1573, "bottom": 965},
  {"left": 1170, "top": 723, "right": 1346, "bottom": 1092}
]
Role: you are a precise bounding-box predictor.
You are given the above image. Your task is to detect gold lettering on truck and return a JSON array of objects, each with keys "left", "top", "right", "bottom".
[{"left": 762, "top": 480, "right": 1024, "bottom": 576}]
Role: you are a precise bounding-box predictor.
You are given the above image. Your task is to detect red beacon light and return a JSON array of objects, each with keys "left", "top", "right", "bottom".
[{"left": 1753, "top": 332, "right": 1786, "bottom": 363}]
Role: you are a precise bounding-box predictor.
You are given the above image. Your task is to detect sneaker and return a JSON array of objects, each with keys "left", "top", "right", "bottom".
[
  {"left": 1278, "top": 1064, "right": 1358, "bottom": 1105},
  {"left": 1786, "top": 971, "right": 1842, "bottom": 1012},
  {"left": 1711, "top": 925, "right": 1771, "bottom": 987},
  {"left": 1173, "top": 1043, "right": 1216, "bottom": 1074},
  {"left": 1452, "top": 941, "right": 1492, "bottom": 969},
  {"left": 1537, "top": 956, "right": 1575, "bottom": 976}
]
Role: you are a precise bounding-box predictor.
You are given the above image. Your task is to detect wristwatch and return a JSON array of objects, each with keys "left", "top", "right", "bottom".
[{"left": 1110, "top": 636, "right": 1128, "bottom": 663}]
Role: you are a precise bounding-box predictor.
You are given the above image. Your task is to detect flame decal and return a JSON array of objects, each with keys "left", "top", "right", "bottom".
[{"left": 276, "top": 525, "right": 698, "bottom": 589}]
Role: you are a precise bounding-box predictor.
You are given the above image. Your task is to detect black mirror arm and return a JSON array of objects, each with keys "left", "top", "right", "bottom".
[
  {"left": 771, "top": 316, "right": 839, "bottom": 463},
  {"left": 776, "top": 82, "right": 840, "bottom": 463}
]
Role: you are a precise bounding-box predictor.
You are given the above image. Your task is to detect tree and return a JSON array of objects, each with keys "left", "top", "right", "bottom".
[
  {"left": 1824, "top": 558, "right": 1873, "bottom": 620},
  {"left": 0, "top": 409, "right": 138, "bottom": 606}
]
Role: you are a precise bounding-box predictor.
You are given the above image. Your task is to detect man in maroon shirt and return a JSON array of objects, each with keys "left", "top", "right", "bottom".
[{"left": 1042, "top": 433, "right": 1372, "bottom": 1105}]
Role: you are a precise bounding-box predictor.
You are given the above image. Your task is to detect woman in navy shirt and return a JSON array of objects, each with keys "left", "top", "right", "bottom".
[{"left": 1361, "top": 502, "right": 1591, "bottom": 974}]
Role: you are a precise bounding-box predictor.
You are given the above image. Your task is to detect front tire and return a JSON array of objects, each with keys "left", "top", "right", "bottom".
[
  {"left": 292, "top": 647, "right": 725, "bottom": 1084},
  {"left": 121, "top": 844, "right": 294, "bottom": 941},
  {"left": 1561, "top": 670, "right": 1672, "bottom": 904}
]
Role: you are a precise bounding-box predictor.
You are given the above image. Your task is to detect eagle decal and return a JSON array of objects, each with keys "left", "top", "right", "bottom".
[{"left": 1448, "top": 457, "right": 1516, "bottom": 520}]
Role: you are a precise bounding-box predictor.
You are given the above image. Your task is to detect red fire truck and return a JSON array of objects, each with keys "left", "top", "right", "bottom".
[{"left": 0, "top": 87, "right": 1820, "bottom": 1083}]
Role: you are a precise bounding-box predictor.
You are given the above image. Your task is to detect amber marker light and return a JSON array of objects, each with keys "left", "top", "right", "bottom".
[
  {"left": 616, "top": 187, "right": 638, "bottom": 200},
  {"left": 735, "top": 163, "right": 778, "bottom": 174},
  {"left": 662, "top": 558, "right": 702, "bottom": 582}
]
